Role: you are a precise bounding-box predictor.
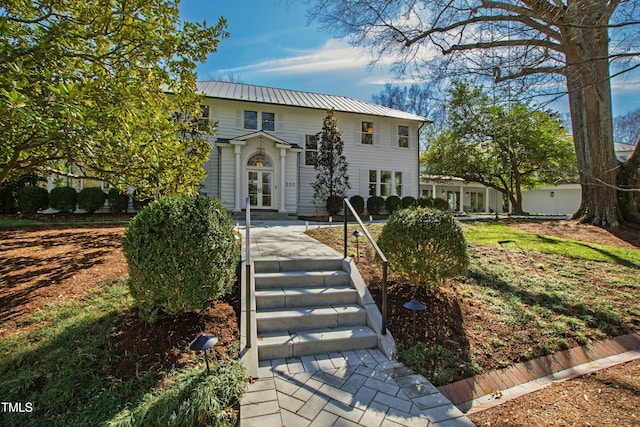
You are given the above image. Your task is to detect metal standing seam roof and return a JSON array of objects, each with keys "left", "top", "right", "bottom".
[{"left": 196, "top": 81, "right": 430, "bottom": 122}]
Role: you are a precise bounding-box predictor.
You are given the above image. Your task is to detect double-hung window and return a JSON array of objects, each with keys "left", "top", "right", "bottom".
[
  {"left": 305, "top": 134, "right": 318, "bottom": 166},
  {"left": 398, "top": 125, "right": 409, "bottom": 148},
  {"left": 369, "top": 170, "right": 403, "bottom": 197},
  {"left": 262, "top": 112, "right": 275, "bottom": 131},
  {"left": 198, "top": 105, "right": 210, "bottom": 132},
  {"left": 361, "top": 121, "right": 374, "bottom": 144},
  {"left": 244, "top": 110, "right": 258, "bottom": 130}
]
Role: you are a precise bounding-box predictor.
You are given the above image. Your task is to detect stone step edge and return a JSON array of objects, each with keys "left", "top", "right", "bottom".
[{"left": 257, "top": 325, "right": 377, "bottom": 347}]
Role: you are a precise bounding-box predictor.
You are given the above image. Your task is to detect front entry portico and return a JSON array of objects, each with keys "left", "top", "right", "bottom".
[{"left": 226, "top": 131, "right": 300, "bottom": 214}]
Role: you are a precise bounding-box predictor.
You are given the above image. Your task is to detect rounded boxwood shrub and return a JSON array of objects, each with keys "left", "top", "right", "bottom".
[
  {"left": 417, "top": 197, "right": 433, "bottom": 208},
  {"left": 377, "top": 207, "right": 468, "bottom": 289},
  {"left": 108, "top": 188, "right": 129, "bottom": 213},
  {"left": 385, "top": 195, "right": 402, "bottom": 213},
  {"left": 122, "top": 196, "right": 239, "bottom": 323},
  {"left": 18, "top": 186, "right": 49, "bottom": 214},
  {"left": 49, "top": 186, "right": 77, "bottom": 213},
  {"left": 326, "top": 194, "right": 343, "bottom": 216},
  {"left": 402, "top": 196, "right": 416, "bottom": 208},
  {"left": 77, "top": 187, "right": 106, "bottom": 213},
  {"left": 0, "top": 187, "right": 17, "bottom": 214},
  {"left": 349, "top": 195, "right": 365, "bottom": 216},
  {"left": 433, "top": 197, "right": 450, "bottom": 211},
  {"left": 366, "top": 196, "right": 385, "bottom": 215}
]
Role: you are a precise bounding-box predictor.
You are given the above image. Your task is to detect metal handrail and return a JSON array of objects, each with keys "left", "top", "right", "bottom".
[
  {"left": 342, "top": 198, "right": 388, "bottom": 335},
  {"left": 245, "top": 198, "right": 252, "bottom": 348}
]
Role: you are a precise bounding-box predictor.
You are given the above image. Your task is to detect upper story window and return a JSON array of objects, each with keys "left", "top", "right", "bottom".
[
  {"left": 398, "top": 125, "right": 409, "bottom": 148},
  {"left": 305, "top": 134, "right": 318, "bottom": 166},
  {"left": 244, "top": 110, "right": 258, "bottom": 130},
  {"left": 361, "top": 121, "right": 374, "bottom": 144},
  {"left": 262, "top": 112, "right": 275, "bottom": 131},
  {"left": 198, "top": 105, "right": 210, "bottom": 131}
]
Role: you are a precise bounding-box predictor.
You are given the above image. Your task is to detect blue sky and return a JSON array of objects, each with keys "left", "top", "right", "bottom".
[{"left": 179, "top": 0, "right": 640, "bottom": 117}]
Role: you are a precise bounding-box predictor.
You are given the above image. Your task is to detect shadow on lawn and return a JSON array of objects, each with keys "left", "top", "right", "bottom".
[{"left": 469, "top": 268, "right": 631, "bottom": 337}]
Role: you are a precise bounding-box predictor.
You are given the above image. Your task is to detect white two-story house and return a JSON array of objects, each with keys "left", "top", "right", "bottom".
[{"left": 196, "top": 81, "right": 428, "bottom": 217}]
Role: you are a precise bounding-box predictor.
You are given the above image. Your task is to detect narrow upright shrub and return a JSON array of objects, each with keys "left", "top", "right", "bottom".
[
  {"left": 122, "top": 196, "right": 239, "bottom": 322},
  {"left": 108, "top": 188, "right": 129, "bottom": 213},
  {"left": 385, "top": 195, "right": 402, "bottom": 213},
  {"left": 366, "top": 196, "right": 385, "bottom": 215},
  {"left": 49, "top": 186, "right": 77, "bottom": 212},
  {"left": 18, "top": 186, "right": 48, "bottom": 214},
  {"left": 77, "top": 187, "right": 106, "bottom": 213},
  {"left": 349, "top": 195, "right": 365, "bottom": 215},
  {"left": 377, "top": 207, "right": 468, "bottom": 289}
]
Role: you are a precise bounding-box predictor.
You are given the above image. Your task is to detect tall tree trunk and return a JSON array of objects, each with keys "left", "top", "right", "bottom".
[
  {"left": 563, "top": 17, "right": 621, "bottom": 227},
  {"left": 618, "top": 143, "right": 640, "bottom": 223}
]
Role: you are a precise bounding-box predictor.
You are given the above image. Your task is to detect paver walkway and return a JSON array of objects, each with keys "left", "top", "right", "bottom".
[{"left": 241, "top": 349, "right": 473, "bottom": 427}]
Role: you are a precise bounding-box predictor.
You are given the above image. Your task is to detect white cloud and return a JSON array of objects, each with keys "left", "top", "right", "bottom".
[{"left": 217, "top": 39, "right": 381, "bottom": 76}]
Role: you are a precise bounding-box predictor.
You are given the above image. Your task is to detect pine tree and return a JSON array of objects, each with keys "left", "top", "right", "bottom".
[{"left": 312, "top": 109, "right": 350, "bottom": 215}]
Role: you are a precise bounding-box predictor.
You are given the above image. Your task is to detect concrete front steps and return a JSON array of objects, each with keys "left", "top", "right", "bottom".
[{"left": 253, "top": 257, "right": 389, "bottom": 361}]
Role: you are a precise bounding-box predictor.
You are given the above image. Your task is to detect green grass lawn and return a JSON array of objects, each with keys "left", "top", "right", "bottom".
[
  {"left": 308, "top": 220, "right": 640, "bottom": 383},
  {"left": 0, "top": 279, "right": 246, "bottom": 427}
]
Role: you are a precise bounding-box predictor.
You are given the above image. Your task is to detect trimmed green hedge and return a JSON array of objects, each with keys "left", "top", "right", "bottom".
[
  {"left": 108, "top": 188, "right": 129, "bottom": 213},
  {"left": 349, "top": 195, "right": 365, "bottom": 215},
  {"left": 49, "top": 186, "right": 77, "bottom": 212},
  {"left": 77, "top": 187, "right": 106, "bottom": 213},
  {"left": 122, "top": 196, "right": 239, "bottom": 323},
  {"left": 377, "top": 207, "right": 468, "bottom": 289},
  {"left": 385, "top": 195, "right": 402, "bottom": 213},
  {"left": 18, "top": 186, "right": 48, "bottom": 214},
  {"left": 366, "top": 196, "right": 385, "bottom": 215}
]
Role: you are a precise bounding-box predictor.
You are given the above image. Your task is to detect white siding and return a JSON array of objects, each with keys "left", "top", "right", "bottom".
[{"left": 200, "top": 98, "right": 423, "bottom": 215}]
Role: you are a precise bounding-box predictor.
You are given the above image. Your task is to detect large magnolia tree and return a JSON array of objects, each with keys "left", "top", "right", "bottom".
[
  {"left": 1, "top": 0, "right": 228, "bottom": 199},
  {"left": 307, "top": 0, "right": 640, "bottom": 226}
]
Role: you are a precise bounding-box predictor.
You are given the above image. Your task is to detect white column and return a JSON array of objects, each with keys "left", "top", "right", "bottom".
[
  {"left": 459, "top": 184, "right": 465, "bottom": 212},
  {"left": 485, "top": 187, "right": 490, "bottom": 212},
  {"left": 431, "top": 183, "right": 436, "bottom": 198},
  {"left": 279, "top": 148, "right": 287, "bottom": 213},
  {"left": 234, "top": 145, "right": 242, "bottom": 212}
]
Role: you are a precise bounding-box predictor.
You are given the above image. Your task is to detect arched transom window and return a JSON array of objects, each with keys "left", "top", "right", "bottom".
[{"left": 247, "top": 152, "right": 272, "bottom": 168}]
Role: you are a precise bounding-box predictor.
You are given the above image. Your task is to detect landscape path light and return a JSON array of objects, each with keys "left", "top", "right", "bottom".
[
  {"left": 403, "top": 298, "right": 426, "bottom": 338},
  {"left": 351, "top": 229, "right": 362, "bottom": 260},
  {"left": 189, "top": 333, "right": 218, "bottom": 375}
]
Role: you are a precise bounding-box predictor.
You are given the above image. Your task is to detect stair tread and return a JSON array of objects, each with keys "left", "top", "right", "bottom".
[
  {"left": 256, "top": 304, "right": 365, "bottom": 318},
  {"left": 255, "top": 270, "right": 349, "bottom": 278},
  {"left": 257, "top": 325, "right": 376, "bottom": 346},
  {"left": 255, "top": 286, "right": 356, "bottom": 296}
]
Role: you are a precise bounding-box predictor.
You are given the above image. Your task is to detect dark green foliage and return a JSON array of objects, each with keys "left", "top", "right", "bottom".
[
  {"left": 402, "top": 196, "right": 417, "bottom": 208},
  {"left": 0, "top": 186, "right": 17, "bottom": 214},
  {"left": 326, "top": 194, "right": 343, "bottom": 216},
  {"left": 108, "top": 188, "right": 129, "bottom": 213},
  {"left": 385, "top": 195, "right": 402, "bottom": 213},
  {"left": 433, "top": 197, "right": 450, "bottom": 211},
  {"left": 312, "top": 109, "right": 350, "bottom": 211},
  {"left": 49, "top": 186, "right": 77, "bottom": 212},
  {"left": 377, "top": 207, "right": 468, "bottom": 289},
  {"left": 122, "top": 196, "right": 239, "bottom": 323},
  {"left": 398, "top": 342, "right": 481, "bottom": 386},
  {"left": 366, "top": 196, "right": 385, "bottom": 215},
  {"left": 417, "top": 197, "right": 433, "bottom": 208},
  {"left": 77, "top": 187, "right": 106, "bottom": 213},
  {"left": 18, "top": 186, "right": 48, "bottom": 214},
  {"left": 349, "top": 195, "right": 365, "bottom": 215}
]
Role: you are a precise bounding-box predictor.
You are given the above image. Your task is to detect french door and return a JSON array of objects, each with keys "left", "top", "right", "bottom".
[{"left": 247, "top": 170, "right": 273, "bottom": 208}]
